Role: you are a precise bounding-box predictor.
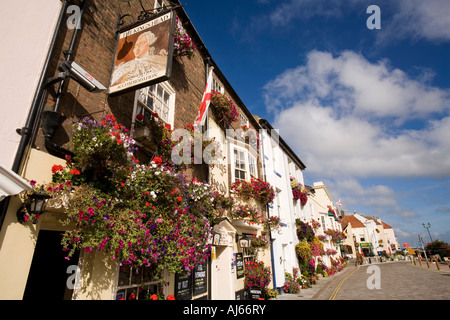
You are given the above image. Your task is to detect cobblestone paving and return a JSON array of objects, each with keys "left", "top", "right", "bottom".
[
  {"left": 275, "top": 260, "right": 450, "bottom": 300},
  {"left": 331, "top": 260, "right": 450, "bottom": 300}
]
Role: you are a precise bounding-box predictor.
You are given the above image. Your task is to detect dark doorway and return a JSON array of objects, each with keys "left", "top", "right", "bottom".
[{"left": 23, "top": 230, "right": 79, "bottom": 300}]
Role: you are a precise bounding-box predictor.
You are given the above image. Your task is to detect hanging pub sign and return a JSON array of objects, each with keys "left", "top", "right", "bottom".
[{"left": 108, "top": 11, "right": 175, "bottom": 96}]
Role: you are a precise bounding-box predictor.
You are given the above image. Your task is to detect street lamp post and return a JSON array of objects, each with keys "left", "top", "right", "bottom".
[{"left": 422, "top": 223, "right": 433, "bottom": 242}]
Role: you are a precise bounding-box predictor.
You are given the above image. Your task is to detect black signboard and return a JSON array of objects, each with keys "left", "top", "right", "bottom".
[
  {"left": 193, "top": 261, "right": 207, "bottom": 296},
  {"left": 175, "top": 261, "right": 208, "bottom": 300},
  {"left": 175, "top": 272, "right": 192, "bottom": 300},
  {"left": 236, "top": 253, "right": 244, "bottom": 279},
  {"left": 248, "top": 288, "right": 264, "bottom": 300}
]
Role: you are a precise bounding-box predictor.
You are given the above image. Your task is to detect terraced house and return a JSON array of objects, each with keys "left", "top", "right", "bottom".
[
  {"left": 0, "top": 0, "right": 276, "bottom": 300},
  {"left": 1, "top": 0, "right": 368, "bottom": 301}
]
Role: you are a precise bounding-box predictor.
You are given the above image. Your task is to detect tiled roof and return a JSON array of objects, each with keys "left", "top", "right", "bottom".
[
  {"left": 341, "top": 215, "right": 365, "bottom": 229},
  {"left": 381, "top": 221, "right": 392, "bottom": 229}
]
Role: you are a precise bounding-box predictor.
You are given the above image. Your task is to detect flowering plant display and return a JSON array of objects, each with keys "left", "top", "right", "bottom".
[
  {"left": 231, "top": 203, "right": 262, "bottom": 225},
  {"left": 295, "top": 219, "right": 315, "bottom": 242},
  {"left": 54, "top": 115, "right": 137, "bottom": 191},
  {"left": 231, "top": 178, "right": 274, "bottom": 206},
  {"left": 263, "top": 215, "right": 281, "bottom": 231},
  {"left": 295, "top": 240, "right": 312, "bottom": 262},
  {"left": 290, "top": 176, "right": 308, "bottom": 206},
  {"left": 250, "top": 235, "right": 269, "bottom": 249},
  {"left": 244, "top": 261, "right": 271, "bottom": 292},
  {"left": 309, "top": 237, "right": 325, "bottom": 257},
  {"left": 324, "top": 229, "right": 346, "bottom": 243},
  {"left": 283, "top": 269, "right": 302, "bottom": 293},
  {"left": 173, "top": 16, "right": 197, "bottom": 59},
  {"left": 283, "top": 279, "right": 300, "bottom": 294},
  {"left": 43, "top": 115, "right": 228, "bottom": 277},
  {"left": 135, "top": 114, "right": 222, "bottom": 170},
  {"left": 325, "top": 248, "right": 337, "bottom": 255},
  {"left": 311, "top": 219, "right": 321, "bottom": 230},
  {"left": 210, "top": 90, "right": 239, "bottom": 125}
]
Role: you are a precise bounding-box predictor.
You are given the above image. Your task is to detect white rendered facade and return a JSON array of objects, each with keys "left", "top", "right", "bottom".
[{"left": 258, "top": 121, "right": 306, "bottom": 291}]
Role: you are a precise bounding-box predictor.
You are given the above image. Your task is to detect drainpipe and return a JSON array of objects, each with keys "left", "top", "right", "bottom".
[
  {"left": 43, "top": 0, "right": 88, "bottom": 159},
  {"left": 0, "top": 0, "right": 71, "bottom": 237},
  {"left": 258, "top": 121, "right": 277, "bottom": 291}
]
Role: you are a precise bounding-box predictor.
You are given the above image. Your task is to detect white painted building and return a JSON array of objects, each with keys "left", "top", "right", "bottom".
[
  {"left": 307, "top": 181, "right": 343, "bottom": 267},
  {"left": 0, "top": 0, "right": 63, "bottom": 170},
  {"left": 354, "top": 214, "right": 383, "bottom": 255},
  {"left": 257, "top": 117, "right": 307, "bottom": 292}
]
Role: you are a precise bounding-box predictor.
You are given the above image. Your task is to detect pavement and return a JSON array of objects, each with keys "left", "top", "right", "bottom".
[
  {"left": 274, "top": 259, "right": 450, "bottom": 300},
  {"left": 274, "top": 261, "right": 359, "bottom": 300}
]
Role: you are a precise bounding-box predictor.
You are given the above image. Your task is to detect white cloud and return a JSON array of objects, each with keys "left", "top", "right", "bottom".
[
  {"left": 267, "top": 0, "right": 360, "bottom": 26},
  {"left": 326, "top": 178, "right": 417, "bottom": 219},
  {"left": 381, "top": 0, "right": 450, "bottom": 43},
  {"left": 254, "top": 0, "right": 450, "bottom": 43},
  {"left": 266, "top": 50, "right": 450, "bottom": 179}
]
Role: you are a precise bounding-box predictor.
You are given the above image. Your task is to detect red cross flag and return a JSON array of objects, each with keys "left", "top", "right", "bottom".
[{"left": 194, "top": 66, "right": 214, "bottom": 127}]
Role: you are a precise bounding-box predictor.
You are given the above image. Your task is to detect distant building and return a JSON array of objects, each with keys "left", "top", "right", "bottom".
[{"left": 341, "top": 213, "right": 400, "bottom": 257}]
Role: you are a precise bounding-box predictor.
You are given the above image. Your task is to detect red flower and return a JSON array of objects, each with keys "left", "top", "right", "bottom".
[
  {"left": 136, "top": 113, "right": 144, "bottom": 121},
  {"left": 105, "top": 114, "right": 116, "bottom": 123},
  {"left": 52, "top": 164, "right": 64, "bottom": 173},
  {"left": 117, "top": 139, "right": 123, "bottom": 145},
  {"left": 177, "top": 196, "right": 182, "bottom": 202},
  {"left": 167, "top": 295, "right": 175, "bottom": 300},
  {"left": 151, "top": 294, "right": 159, "bottom": 300},
  {"left": 153, "top": 157, "right": 162, "bottom": 165},
  {"left": 70, "top": 168, "right": 80, "bottom": 175}
]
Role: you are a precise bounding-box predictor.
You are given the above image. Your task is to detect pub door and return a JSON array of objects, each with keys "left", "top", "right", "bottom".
[{"left": 23, "top": 230, "right": 79, "bottom": 300}]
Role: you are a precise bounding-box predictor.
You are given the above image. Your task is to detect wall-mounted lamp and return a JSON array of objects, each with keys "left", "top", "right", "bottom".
[
  {"left": 17, "top": 186, "right": 52, "bottom": 224},
  {"left": 236, "top": 233, "right": 252, "bottom": 248}
]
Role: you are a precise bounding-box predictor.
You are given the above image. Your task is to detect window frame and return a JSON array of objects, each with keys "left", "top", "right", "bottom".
[
  {"left": 115, "top": 265, "right": 161, "bottom": 300},
  {"left": 136, "top": 81, "right": 175, "bottom": 127}
]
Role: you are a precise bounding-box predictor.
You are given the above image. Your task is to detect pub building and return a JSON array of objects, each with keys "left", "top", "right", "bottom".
[{"left": 0, "top": 0, "right": 273, "bottom": 300}]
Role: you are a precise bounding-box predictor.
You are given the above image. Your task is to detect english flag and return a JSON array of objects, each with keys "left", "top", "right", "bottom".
[
  {"left": 194, "top": 67, "right": 214, "bottom": 127},
  {"left": 336, "top": 199, "right": 342, "bottom": 206}
]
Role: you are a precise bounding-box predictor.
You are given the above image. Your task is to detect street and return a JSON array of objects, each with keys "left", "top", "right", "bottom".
[{"left": 277, "top": 260, "right": 450, "bottom": 300}]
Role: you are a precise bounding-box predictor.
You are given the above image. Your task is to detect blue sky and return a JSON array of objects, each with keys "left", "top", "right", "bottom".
[{"left": 183, "top": 0, "right": 450, "bottom": 247}]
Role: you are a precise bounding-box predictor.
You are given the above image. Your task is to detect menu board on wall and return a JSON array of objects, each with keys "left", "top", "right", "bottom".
[
  {"left": 175, "top": 273, "right": 192, "bottom": 300},
  {"left": 193, "top": 261, "right": 207, "bottom": 296},
  {"left": 175, "top": 261, "right": 208, "bottom": 299},
  {"left": 236, "top": 253, "right": 244, "bottom": 279}
]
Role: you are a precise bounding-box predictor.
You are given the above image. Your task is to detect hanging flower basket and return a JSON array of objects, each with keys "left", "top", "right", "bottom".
[
  {"left": 231, "top": 178, "right": 274, "bottom": 206},
  {"left": 290, "top": 177, "right": 308, "bottom": 206},
  {"left": 38, "top": 115, "right": 233, "bottom": 276},
  {"left": 210, "top": 90, "right": 239, "bottom": 125},
  {"left": 173, "top": 16, "right": 197, "bottom": 59}
]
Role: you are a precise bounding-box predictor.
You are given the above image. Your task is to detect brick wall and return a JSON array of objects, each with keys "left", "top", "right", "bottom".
[{"left": 35, "top": 0, "right": 263, "bottom": 187}]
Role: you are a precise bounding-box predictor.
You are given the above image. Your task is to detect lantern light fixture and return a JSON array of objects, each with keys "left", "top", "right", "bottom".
[{"left": 17, "top": 186, "right": 52, "bottom": 224}]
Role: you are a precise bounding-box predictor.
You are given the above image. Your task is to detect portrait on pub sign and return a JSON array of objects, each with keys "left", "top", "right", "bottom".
[{"left": 109, "top": 11, "right": 174, "bottom": 95}]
